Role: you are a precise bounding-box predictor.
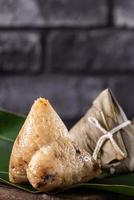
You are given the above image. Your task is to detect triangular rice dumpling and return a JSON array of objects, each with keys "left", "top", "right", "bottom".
[
  {"left": 9, "top": 98, "right": 101, "bottom": 191},
  {"left": 9, "top": 98, "right": 68, "bottom": 183},
  {"left": 69, "top": 89, "right": 134, "bottom": 173}
]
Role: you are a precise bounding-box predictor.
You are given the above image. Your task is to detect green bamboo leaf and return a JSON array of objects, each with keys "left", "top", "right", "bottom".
[{"left": 0, "top": 109, "right": 134, "bottom": 196}]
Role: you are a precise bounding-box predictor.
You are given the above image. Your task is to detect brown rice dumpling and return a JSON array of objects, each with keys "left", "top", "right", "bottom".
[
  {"left": 9, "top": 98, "right": 101, "bottom": 192},
  {"left": 69, "top": 89, "right": 134, "bottom": 173}
]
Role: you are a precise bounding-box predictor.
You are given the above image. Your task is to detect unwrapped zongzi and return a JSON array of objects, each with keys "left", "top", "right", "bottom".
[{"left": 9, "top": 98, "right": 101, "bottom": 192}]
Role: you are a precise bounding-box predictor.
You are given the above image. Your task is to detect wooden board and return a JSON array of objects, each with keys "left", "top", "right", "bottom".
[{"left": 0, "top": 183, "right": 133, "bottom": 200}]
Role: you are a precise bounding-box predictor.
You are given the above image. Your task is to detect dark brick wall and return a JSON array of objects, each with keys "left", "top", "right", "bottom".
[{"left": 0, "top": 0, "right": 134, "bottom": 128}]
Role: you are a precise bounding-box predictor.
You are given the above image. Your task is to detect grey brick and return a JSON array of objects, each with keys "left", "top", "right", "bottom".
[
  {"left": 113, "top": 0, "right": 134, "bottom": 27},
  {"left": 107, "top": 76, "right": 134, "bottom": 119},
  {"left": 0, "top": 0, "right": 107, "bottom": 27},
  {"left": 0, "top": 75, "right": 104, "bottom": 123},
  {"left": 0, "top": 0, "right": 43, "bottom": 26},
  {"left": 46, "top": 30, "right": 134, "bottom": 73},
  {"left": 0, "top": 32, "right": 41, "bottom": 73},
  {"left": 1, "top": 75, "right": 133, "bottom": 127},
  {"left": 38, "top": 0, "right": 107, "bottom": 27}
]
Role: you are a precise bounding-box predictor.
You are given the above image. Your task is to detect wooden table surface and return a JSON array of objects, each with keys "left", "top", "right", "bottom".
[{"left": 0, "top": 183, "right": 133, "bottom": 200}]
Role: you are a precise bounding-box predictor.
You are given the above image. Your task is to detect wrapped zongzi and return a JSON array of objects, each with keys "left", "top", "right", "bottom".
[{"left": 69, "top": 89, "right": 134, "bottom": 173}]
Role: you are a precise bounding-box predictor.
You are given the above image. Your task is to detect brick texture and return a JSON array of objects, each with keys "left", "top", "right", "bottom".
[
  {"left": 0, "top": 0, "right": 107, "bottom": 27},
  {"left": 0, "top": 75, "right": 104, "bottom": 122},
  {"left": 0, "top": 32, "right": 41, "bottom": 73},
  {"left": 1, "top": 75, "right": 134, "bottom": 127},
  {"left": 0, "top": 0, "right": 134, "bottom": 129},
  {"left": 37, "top": 0, "right": 107, "bottom": 26},
  {"left": 0, "top": 0, "right": 43, "bottom": 26},
  {"left": 46, "top": 30, "right": 134, "bottom": 73},
  {"left": 113, "top": 0, "right": 134, "bottom": 27}
]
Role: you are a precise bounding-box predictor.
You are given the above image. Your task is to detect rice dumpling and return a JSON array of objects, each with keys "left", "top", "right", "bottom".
[
  {"left": 69, "top": 89, "right": 134, "bottom": 173},
  {"left": 9, "top": 98, "right": 101, "bottom": 192}
]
